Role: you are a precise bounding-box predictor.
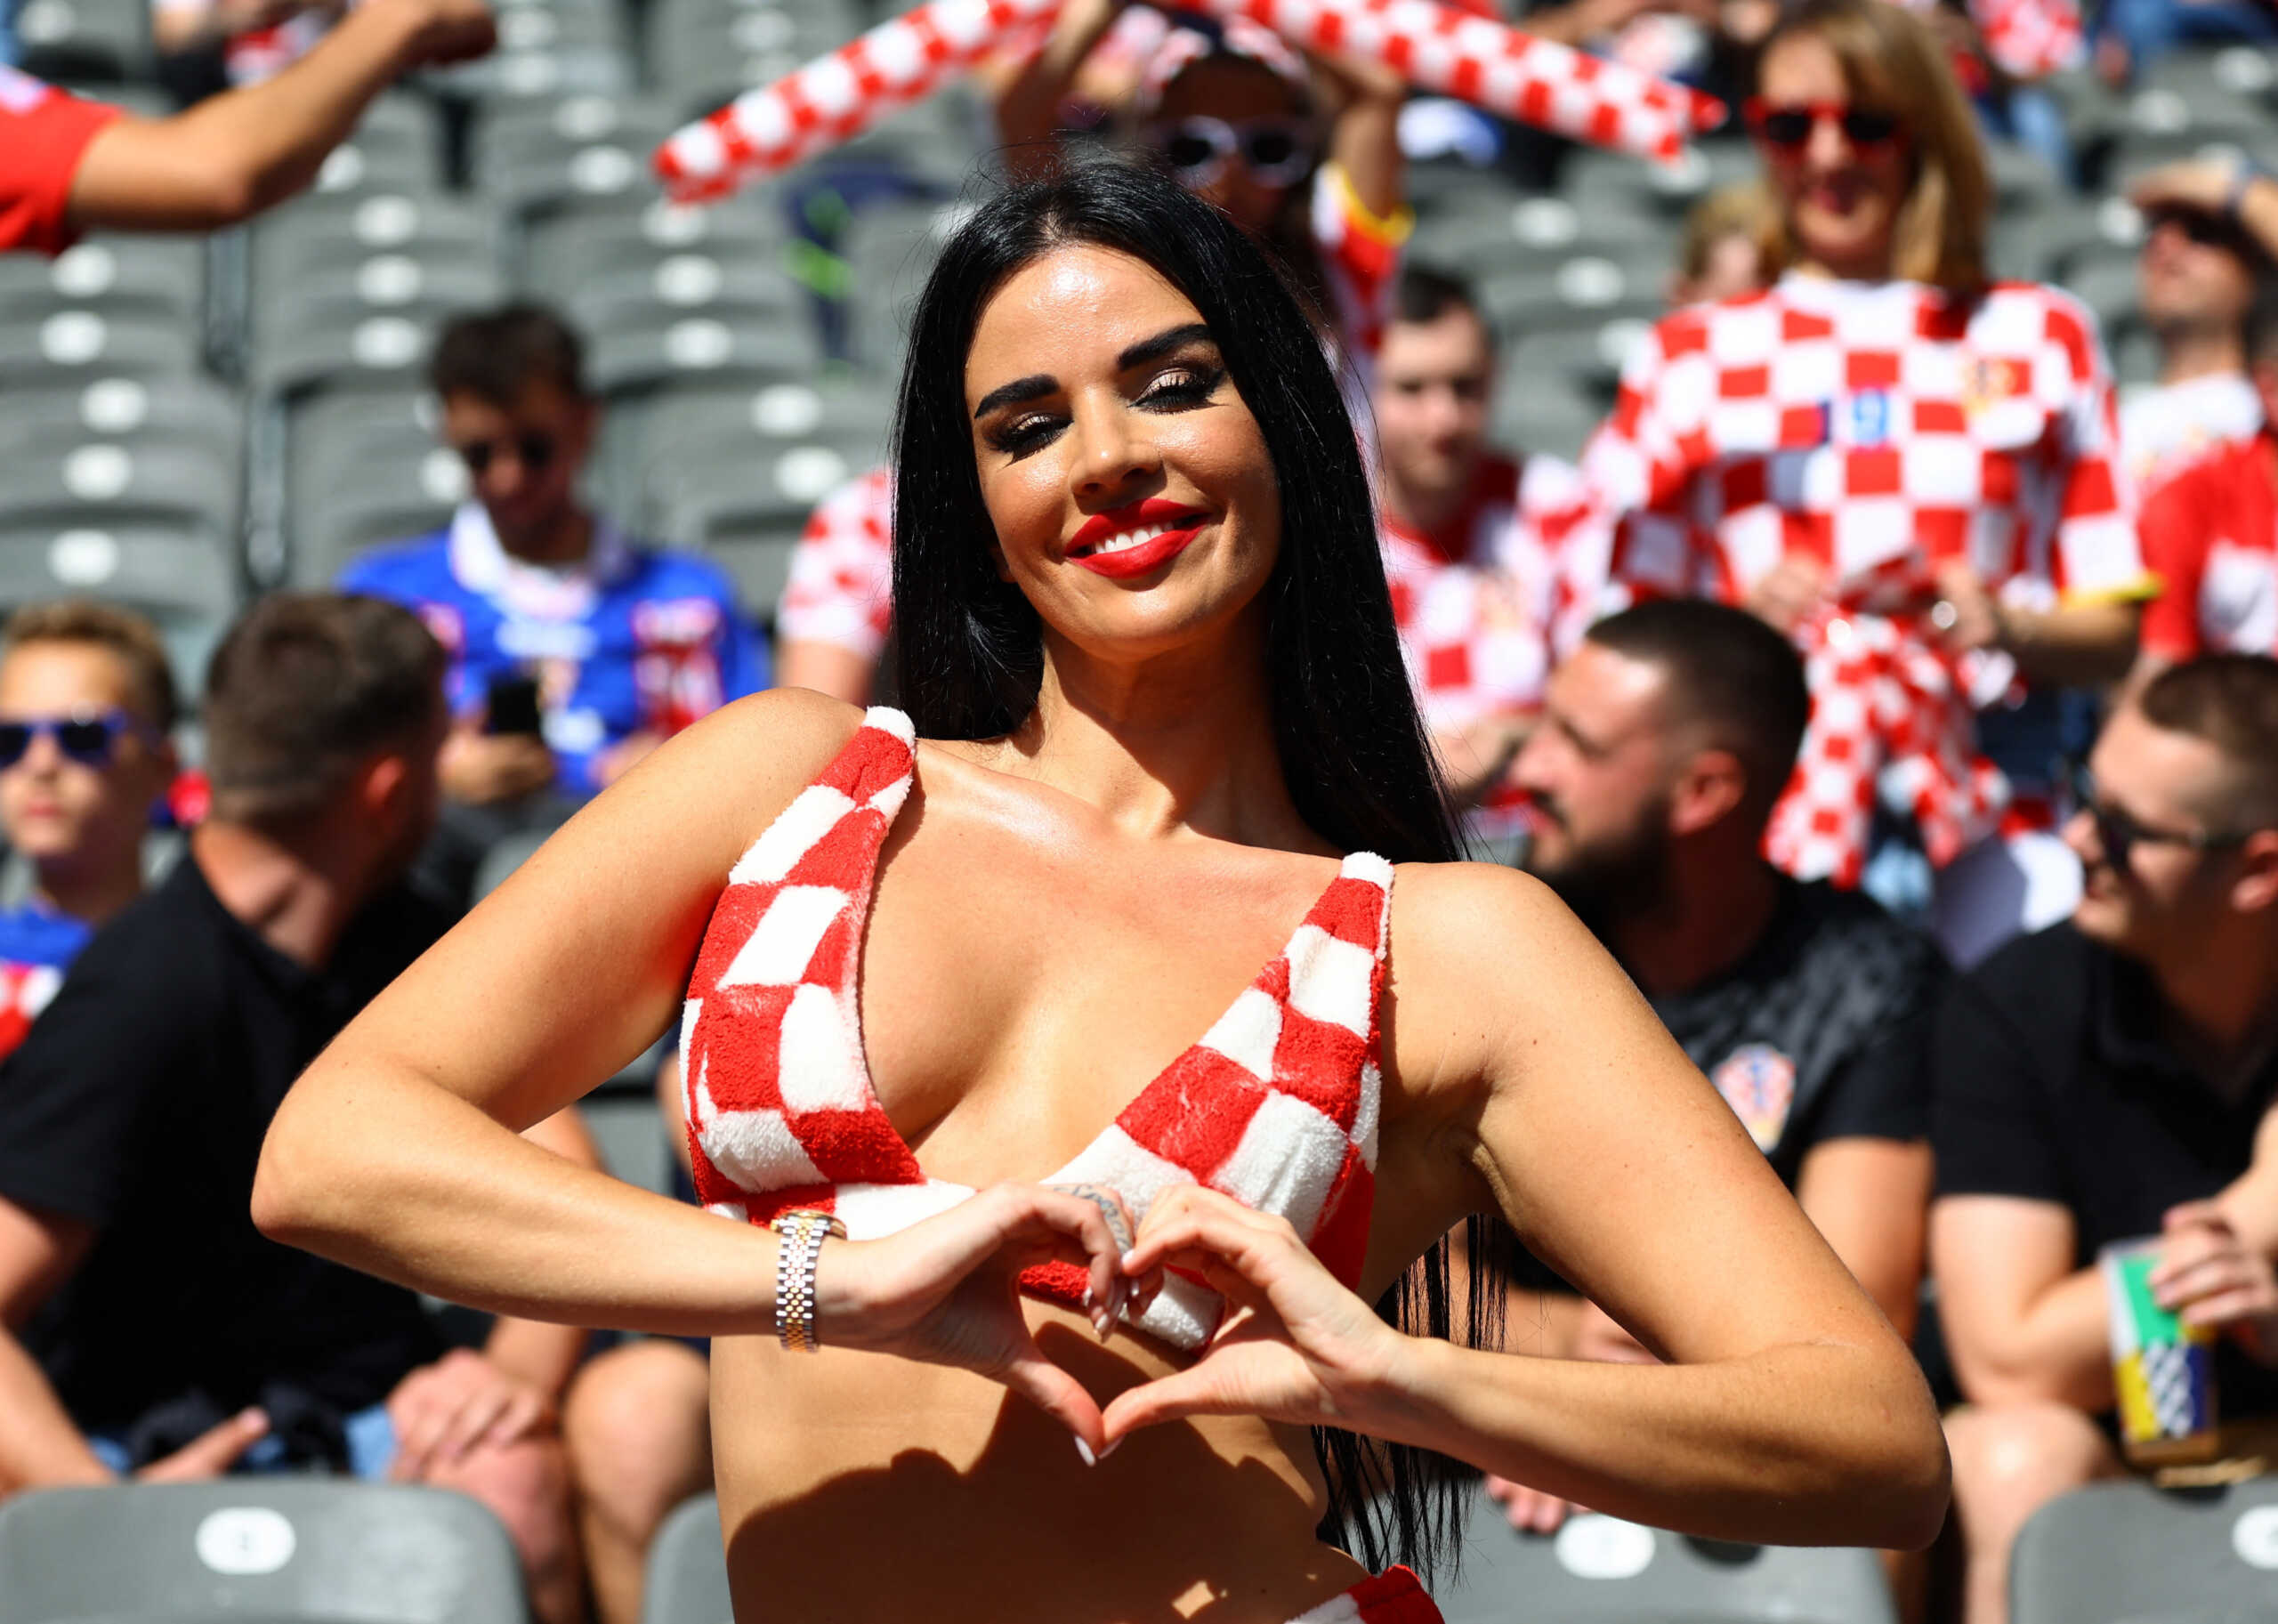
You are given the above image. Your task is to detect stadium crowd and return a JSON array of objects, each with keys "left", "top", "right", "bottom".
[{"left": 7, "top": 0, "right": 2278, "bottom": 1616}]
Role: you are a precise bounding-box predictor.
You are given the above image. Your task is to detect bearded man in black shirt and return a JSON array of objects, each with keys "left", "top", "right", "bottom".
[
  {"left": 0, "top": 594, "right": 588, "bottom": 1624},
  {"left": 1484, "top": 598, "right": 1948, "bottom": 1530},
  {"left": 1935, "top": 654, "right": 2278, "bottom": 1624}
]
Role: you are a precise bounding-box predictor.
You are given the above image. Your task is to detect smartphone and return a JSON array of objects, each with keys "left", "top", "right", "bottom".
[{"left": 484, "top": 673, "right": 545, "bottom": 737}]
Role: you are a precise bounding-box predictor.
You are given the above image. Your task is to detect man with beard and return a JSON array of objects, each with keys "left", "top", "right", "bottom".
[{"left": 1484, "top": 597, "right": 1948, "bottom": 1528}]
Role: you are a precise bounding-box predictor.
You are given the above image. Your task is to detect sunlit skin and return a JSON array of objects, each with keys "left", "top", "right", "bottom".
[
  {"left": 1673, "top": 231, "right": 1772, "bottom": 307},
  {"left": 1372, "top": 306, "right": 1494, "bottom": 540},
  {"left": 1150, "top": 58, "right": 1313, "bottom": 238},
  {"left": 1755, "top": 33, "right": 1910, "bottom": 282},
  {"left": 255, "top": 243, "right": 1948, "bottom": 1624},
  {"left": 440, "top": 381, "right": 597, "bottom": 566},
  {"left": 1509, "top": 644, "right": 1678, "bottom": 887},
  {"left": 0, "top": 642, "right": 174, "bottom": 926},
  {"left": 2139, "top": 214, "right": 2257, "bottom": 341},
  {"left": 2066, "top": 706, "right": 2262, "bottom": 963}
]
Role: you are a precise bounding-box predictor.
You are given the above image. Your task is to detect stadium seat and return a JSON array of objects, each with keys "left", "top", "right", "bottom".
[
  {"left": 641, "top": 1495, "right": 731, "bottom": 1624},
  {"left": 564, "top": 256, "right": 807, "bottom": 339},
  {"left": 1478, "top": 261, "right": 1664, "bottom": 343},
  {"left": 1493, "top": 371, "right": 1612, "bottom": 465},
  {"left": 645, "top": 0, "right": 864, "bottom": 106},
  {"left": 586, "top": 310, "right": 825, "bottom": 398},
  {"left": 251, "top": 193, "right": 502, "bottom": 301},
  {"left": 2060, "top": 255, "right": 2141, "bottom": 334},
  {"left": 521, "top": 195, "right": 792, "bottom": 303},
  {"left": 280, "top": 392, "right": 464, "bottom": 586},
  {"left": 640, "top": 426, "right": 872, "bottom": 614},
  {"left": 297, "top": 93, "right": 448, "bottom": 198},
  {"left": 0, "top": 236, "right": 206, "bottom": 327},
  {"left": 251, "top": 311, "right": 451, "bottom": 396},
  {"left": 842, "top": 198, "right": 976, "bottom": 370},
  {"left": 253, "top": 259, "right": 507, "bottom": 353},
  {"left": 13, "top": 0, "right": 146, "bottom": 83},
  {"left": 0, "top": 310, "right": 204, "bottom": 385},
  {"left": 1434, "top": 1493, "right": 1899, "bottom": 1623},
  {"left": 0, "top": 1480, "right": 526, "bottom": 1624},
  {"left": 0, "top": 376, "right": 245, "bottom": 468},
  {"left": 0, "top": 428, "right": 240, "bottom": 536},
  {"left": 473, "top": 102, "right": 682, "bottom": 219},
  {"left": 2011, "top": 1478, "right": 2278, "bottom": 1624}
]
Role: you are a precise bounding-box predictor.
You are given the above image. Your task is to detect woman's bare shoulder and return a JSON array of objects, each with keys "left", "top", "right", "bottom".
[
  {"left": 598, "top": 688, "right": 872, "bottom": 858},
  {"left": 1384, "top": 860, "right": 1640, "bottom": 1042}
]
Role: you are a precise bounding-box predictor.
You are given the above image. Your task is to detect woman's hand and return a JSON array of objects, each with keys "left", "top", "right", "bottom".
[
  {"left": 1742, "top": 553, "right": 1829, "bottom": 634},
  {"left": 818, "top": 1183, "right": 1135, "bottom": 1453},
  {"left": 1101, "top": 1186, "right": 1408, "bottom": 1443}
]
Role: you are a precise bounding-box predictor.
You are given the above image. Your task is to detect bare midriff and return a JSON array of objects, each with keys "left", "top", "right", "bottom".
[{"left": 712, "top": 1300, "right": 1371, "bottom": 1624}]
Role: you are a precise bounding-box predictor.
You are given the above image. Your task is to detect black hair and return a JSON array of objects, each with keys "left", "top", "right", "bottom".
[
  {"left": 1393, "top": 264, "right": 1484, "bottom": 329},
  {"left": 1586, "top": 598, "right": 1812, "bottom": 822},
  {"left": 888, "top": 158, "right": 1495, "bottom": 1579},
  {"left": 428, "top": 302, "right": 588, "bottom": 404}
]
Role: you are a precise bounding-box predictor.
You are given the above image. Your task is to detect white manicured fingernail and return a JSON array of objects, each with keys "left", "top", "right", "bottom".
[
  {"left": 1098, "top": 1436, "right": 1123, "bottom": 1461},
  {"left": 1074, "top": 1435, "right": 1097, "bottom": 1466},
  {"left": 1092, "top": 1306, "right": 1113, "bottom": 1339}
]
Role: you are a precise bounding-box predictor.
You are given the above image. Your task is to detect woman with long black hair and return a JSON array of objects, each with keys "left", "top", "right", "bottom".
[{"left": 254, "top": 161, "right": 1945, "bottom": 1621}]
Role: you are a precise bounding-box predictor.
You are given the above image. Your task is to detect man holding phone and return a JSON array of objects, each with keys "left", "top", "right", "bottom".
[{"left": 342, "top": 303, "right": 765, "bottom": 901}]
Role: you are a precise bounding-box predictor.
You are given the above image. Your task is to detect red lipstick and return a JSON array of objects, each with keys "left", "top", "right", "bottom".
[{"left": 1066, "top": 497, "right": 1210, "bottom": 580}]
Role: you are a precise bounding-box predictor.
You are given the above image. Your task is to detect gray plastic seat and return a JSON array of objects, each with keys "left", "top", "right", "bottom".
[
  {"left": 1436, "top": 1491, "right": 1899, "bottom": 1623},
  {"left": 648, "top": 4, "right": 864, "bottom": 108},
  {"left": 0, "top": 310, "right": 203, "bottom": 385},
  {"left": 2059, "top": 257, "right": 2141, "bottom": 334},
  {"left": 519, "top": 192, "right": 789, "bottom": 303},
  {"left": 586, "top": 311, "right": 822, "bottom": 398},
  {"left": 0, "top": 236, "right": 206, "bottom": 326},
  {"left": 0, "top": 428, "right": 240, "bottom": 533},
  {"left": 610, "top": 374, "right": 889, "bottom": 499},
  {"left": 1493, "top": 373, "right": 1613, "bottom": 464},
  {"left": 0, "top": 1481, "right": 525, "bottom": 1624},
  {"left": 1479, "top": 263, "right": 1664, "bottom": 343},
  {"left": 283, "top": 392, "right": 464, "bottom": 585},
  {"left": 0, "top": 376, "right": 244, "bottom": 467},
  {"left": 641, "top": 1494, "right": 731, "bottom": 1624},
  {"left": 14, "top": 0, "right": 147, "bottom": 81},
  {"left": 251, "top": 194, "right": 501, "bottom": 303},
  {"left": 2011, "top": 1478, "right": 2278, "bottom": 1624},
  {"left": 566, "top": 259, "right": 807, "bottom": 342}
]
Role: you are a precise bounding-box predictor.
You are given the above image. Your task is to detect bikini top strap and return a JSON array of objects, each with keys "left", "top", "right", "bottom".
[{"left": 723, "top": 706, "right": 916, "bottom": 890}]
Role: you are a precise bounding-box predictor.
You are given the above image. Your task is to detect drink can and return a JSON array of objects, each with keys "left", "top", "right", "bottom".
[{"left": 2101, "top": 1236, "right": 2221, "bottom": 1466}]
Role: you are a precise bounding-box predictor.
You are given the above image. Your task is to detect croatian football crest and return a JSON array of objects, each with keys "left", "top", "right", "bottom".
[{"left": 1711, "top": 1043, "right": 1795, "bottom": 1153}]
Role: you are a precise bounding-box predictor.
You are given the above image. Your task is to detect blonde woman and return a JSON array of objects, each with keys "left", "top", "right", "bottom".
[{"left": 1582, "top": 0, "right": 2150, "bottom": 956}]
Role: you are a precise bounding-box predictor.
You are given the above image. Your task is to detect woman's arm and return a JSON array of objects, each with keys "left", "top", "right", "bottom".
[
  {"left": 993, "top": 0, "right": 1125, "bottom": 181},
  {"left": 253, "top": 689, "right": 1132, "bottom": 1449},
  {"left": 1107, "top": 865, "right": 1948, "bottom": 1549}
]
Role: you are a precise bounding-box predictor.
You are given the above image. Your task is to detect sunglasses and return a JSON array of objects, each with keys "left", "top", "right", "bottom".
[
  {"left": 2064, "top": 761, "right": 2254, "bottom": 870},
  {"left": 1148, "top": 116, "right": 1316, "bottom": 189},
  {"left": 1744, "top": 98, "right": 1904, "bottom": 151},
  {"left": 0, "top": 710, "right": 146, "bottom": 771},
  {"left": 2145, "top": 205, "right": 2254, "bottom": 252},
  {"left": 453, "top": 432, "right": 559, "bottom": 478}
]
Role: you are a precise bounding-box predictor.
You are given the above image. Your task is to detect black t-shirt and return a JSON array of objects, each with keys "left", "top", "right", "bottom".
[
  {"left": 1649, "top": 878, "right": 1945, "bottom": 1187},
  {"left": 1511, "top": 878, "right": 1944, "bottom": 1291},
  {"left": 0, "top": 853, "right": 448, "bottom": 1432},
  {"left": 1932, "top": 922, "right": 2278, "bottom": 1417}
]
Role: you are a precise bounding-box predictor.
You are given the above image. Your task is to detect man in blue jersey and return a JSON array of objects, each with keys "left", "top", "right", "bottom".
[
  {"left": 0, "top": 602, "right": 178, "bottom": 1059},
  {"left": 342, "top": 304, "right": 765, "bottom": 901}
]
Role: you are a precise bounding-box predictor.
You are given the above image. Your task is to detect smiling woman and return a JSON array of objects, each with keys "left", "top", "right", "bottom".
[{"left": 253, "top": 159, "right": 1948, "bottom": 1623}]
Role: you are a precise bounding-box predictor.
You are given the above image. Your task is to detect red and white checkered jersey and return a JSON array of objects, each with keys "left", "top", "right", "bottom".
[
  {"left": 778, "top": 465, "right": 894, "bottom": 661},
  {"left": 683, "top": 707, "right": 1393, "bottom": 1351},
  {"left": 1586, "top": 275, "right": 2141, "bottom": 604},
  {"left": 2139, "top": 428, "right": 2278, "bottom": 662},
  {"left": 0, "top": 69, "right": 122, "bottom": 257},
  {"left": 1312, "top": 160, "right": 1410, "bottom": 380},
  {"left": 2120, "top": 372, "right": 2264, "bottom": 500},
  {"left": 1381, "top": 451, "right": 1608, "bottom": 733},
  {"left": 1584, "top": 274, "right": 2146, "bottom": 884}
]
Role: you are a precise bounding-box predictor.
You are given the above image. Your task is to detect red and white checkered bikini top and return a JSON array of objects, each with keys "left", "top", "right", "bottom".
[{"left": 680, "top": 706, "right": 1394, "bottom": 1351}]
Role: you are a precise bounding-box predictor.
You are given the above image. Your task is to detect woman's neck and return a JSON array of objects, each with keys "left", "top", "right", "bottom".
[{"left": 981, "top": 616, "right": 1312, "bottom": 850}]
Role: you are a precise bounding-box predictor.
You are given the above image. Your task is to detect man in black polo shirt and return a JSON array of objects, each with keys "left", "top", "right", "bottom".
[
  {"left": 1935, "top": 653, "right": 2278, "bottom": 1624},
  {"left": 0, "top": 594, "right": 585, "bottom": 1624},
  {"left": 1483, "top": 599, "right": 1948, "bottom": 1529}
]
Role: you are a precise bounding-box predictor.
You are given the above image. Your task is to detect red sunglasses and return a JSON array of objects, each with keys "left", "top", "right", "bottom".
[{"left": 1744, "top": 98, "right": 1904, "bottom": 150}]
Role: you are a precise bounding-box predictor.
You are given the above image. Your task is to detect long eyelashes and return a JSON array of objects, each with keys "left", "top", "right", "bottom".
[{"left": 981, "top": 364, "right": 1228, "bottom": 458}]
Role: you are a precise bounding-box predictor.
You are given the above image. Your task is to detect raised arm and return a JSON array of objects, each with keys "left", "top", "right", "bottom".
[
  {"left": 993, "top": 0, "right": 1126, "bottom": 182},
  {"left": 1106, "top": 864, "right": 1948, "bottom": 1549},
  {"left": 253, "top": 690, "right": 1132, "bottom": 1450},
  {"left": 67, "top": 0, "right": 495, "bottom": 231}
]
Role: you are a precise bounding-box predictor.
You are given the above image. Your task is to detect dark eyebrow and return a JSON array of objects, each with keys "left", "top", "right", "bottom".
[
  {"left": 1117, "top": 322, "right": 1216, "bottom": 371},
  {"left": 971, "top": 374, "right": 1056, "bottom": 421}
]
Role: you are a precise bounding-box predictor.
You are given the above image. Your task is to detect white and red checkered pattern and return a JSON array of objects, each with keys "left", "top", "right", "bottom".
[
  {"left": 654, "top": 0, "right": 1065, "bottom": 200},
  {"left": 779, "top": 467, "right": 895, "bottom": 663},
  {"left": 1584, "top": 273, "right": 2145, "bottom": 885},
  {"left": 1188, "top": 0, "right": 1725, "bottom": 164},
  {"left": 1893, "top": 0, "right": 2083, "bottom": 81},
  {"left": 656, "top": 0, "right": 1722, "bottom": 198},
  {"left": 681, "top": 706, "right": 1394, "bottom": 1352},
  {"left": 1383, "top": 453, "right": 1610, "bottom": 837}
]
